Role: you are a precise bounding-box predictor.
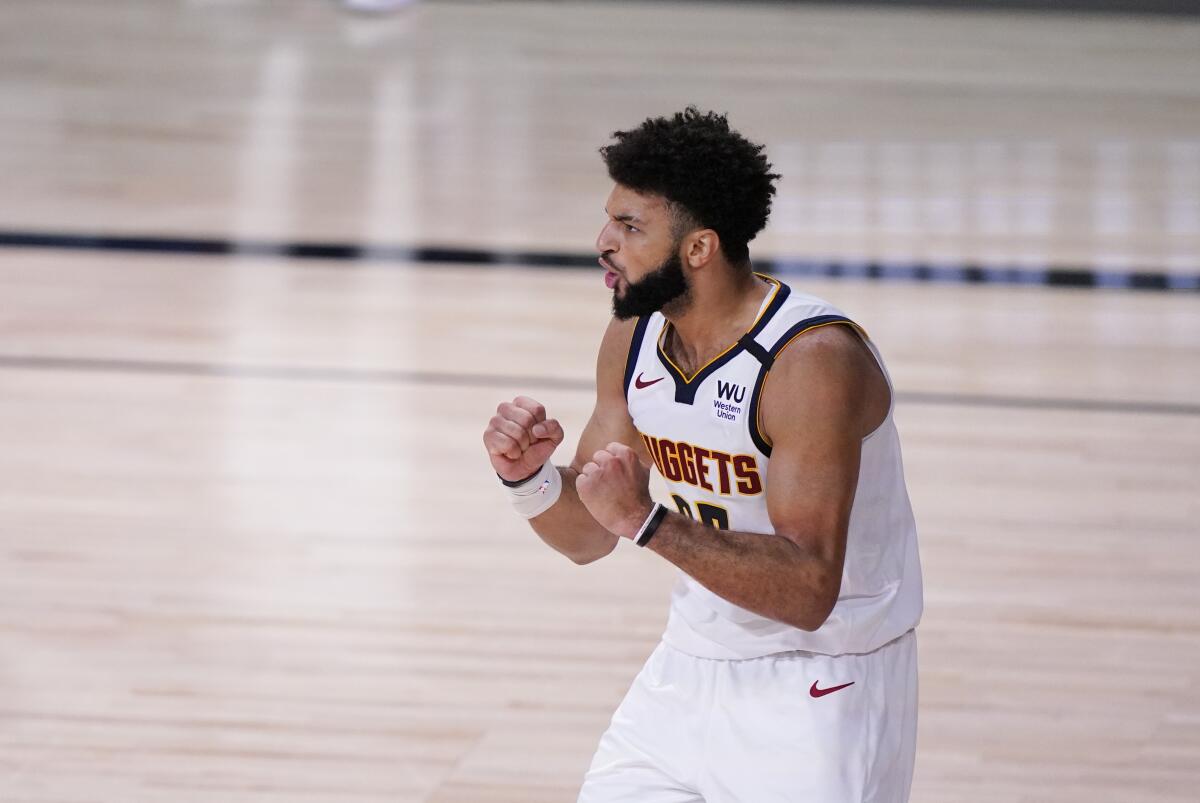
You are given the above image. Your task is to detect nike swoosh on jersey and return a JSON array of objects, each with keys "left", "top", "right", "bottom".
[
  {"left": 635, "top": 373, "right": 664, "bottom": 389},
  {"left": 809, "top": 681, "right": 855, "bottom": 698}
]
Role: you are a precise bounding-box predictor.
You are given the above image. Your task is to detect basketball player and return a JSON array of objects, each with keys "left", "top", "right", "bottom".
[{"left": 483, "top": 107, "right": 923, "bottom": 802}]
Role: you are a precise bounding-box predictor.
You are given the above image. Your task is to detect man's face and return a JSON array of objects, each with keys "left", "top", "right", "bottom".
[{"left": 596, "top": 184, "right": 690, "bottom": 319}]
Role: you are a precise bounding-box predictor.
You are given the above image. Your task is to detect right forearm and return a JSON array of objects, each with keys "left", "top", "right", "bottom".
[{"left": 529, "top": 467, "right": 619, "bottom": 564}]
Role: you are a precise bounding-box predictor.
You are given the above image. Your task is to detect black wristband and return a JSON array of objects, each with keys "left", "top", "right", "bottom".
[
  {"left": 499, "top": 465, "right": 544, "bottom": 488},
  {"left": 635, "top": 503, "right": 669, "bottom": 548}
]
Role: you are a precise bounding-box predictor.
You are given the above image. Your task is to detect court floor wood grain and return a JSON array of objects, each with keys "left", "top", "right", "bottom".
[{"left": 1, "top": 2, "right": 1199, "bottom": 801}]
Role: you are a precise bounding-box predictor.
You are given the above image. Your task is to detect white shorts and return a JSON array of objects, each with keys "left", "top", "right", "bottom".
[{"left": 578, "top": 630, "right": 917, "bottom": 803}]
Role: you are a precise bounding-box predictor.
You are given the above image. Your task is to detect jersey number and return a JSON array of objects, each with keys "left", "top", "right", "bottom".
[{"left": 671, "top": 495, "right": 730, "bottom": 531}]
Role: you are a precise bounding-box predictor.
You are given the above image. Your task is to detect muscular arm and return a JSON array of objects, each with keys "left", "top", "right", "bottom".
[
  {"left": 579, "top": 324, "right": 889, "bottom": 630},
  {"left": 485, "top": 317, "right": 648, "bottom": 565},
  {"left": 648, "top": 326, "right": 888, "bottom": 629},
  {"left": 527, "top": 466, "right": 619, "bottom": 564}
]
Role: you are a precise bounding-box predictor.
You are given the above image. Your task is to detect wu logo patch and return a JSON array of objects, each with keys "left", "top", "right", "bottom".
[
  {"left": 713, "top": 379, "right": 745, "bottom": 422},
  {"left": 716, "top": 380, "right": 746, "bottom": 404}
]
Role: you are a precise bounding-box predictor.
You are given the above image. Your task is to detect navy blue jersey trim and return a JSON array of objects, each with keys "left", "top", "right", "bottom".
[
  {"left": 747, "top": 365, "right": 774, "bottom": 456},
  {"left": 623, "top": 315, "right": 652, "bottom": 400},
  {"left": 746, "top": 314, "right": 859, "bottom": 457},
  {"left": 739, "top": 335, "right": 773, "bottom": 367},
  {"left": 748, "top": 279, "right": 792, "bottom": 340},
  {"left": 656, "top": 278, "right": 792, "bottom": 405},
  {"left": 768, "top": 315, "right": 857, "bottom": 356}
]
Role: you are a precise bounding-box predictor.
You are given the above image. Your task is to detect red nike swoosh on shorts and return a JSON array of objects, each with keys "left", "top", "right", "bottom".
[
  {"left": 634, "top": 373, "right": 664, "bottom": 389},
  {"left": 810, "top": 681, "right": 855, "bottom": 698}
]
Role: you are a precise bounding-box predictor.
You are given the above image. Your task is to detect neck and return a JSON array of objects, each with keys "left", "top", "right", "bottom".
[{"left": 663, "top": 263, "right": 769, "bottom": 370}]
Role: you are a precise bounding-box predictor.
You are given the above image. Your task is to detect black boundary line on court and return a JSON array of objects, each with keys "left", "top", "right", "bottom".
[
  {"left": 3, "top": 354, "right": 1197, "bottom": 418},
  {"left": 2, "top": 230, "right": 1198, "bottom": 292}
]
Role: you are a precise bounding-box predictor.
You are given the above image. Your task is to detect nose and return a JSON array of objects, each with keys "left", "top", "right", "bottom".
[{"left": 595, "top": 219, "right": 618, "bottom": 256}]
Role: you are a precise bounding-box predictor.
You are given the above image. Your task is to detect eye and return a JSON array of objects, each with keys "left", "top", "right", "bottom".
[{"left": 624, "top": 223, "right": 639, "bottom": 233}]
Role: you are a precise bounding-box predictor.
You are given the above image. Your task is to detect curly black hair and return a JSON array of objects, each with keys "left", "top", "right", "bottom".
[{"left": 599, "top": 106, "right": 780, "bottom": 264}]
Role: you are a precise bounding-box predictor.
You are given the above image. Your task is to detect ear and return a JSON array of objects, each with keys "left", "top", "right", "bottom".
[{"left": 682, "top": 229, "right": 720, "bottom": 269}]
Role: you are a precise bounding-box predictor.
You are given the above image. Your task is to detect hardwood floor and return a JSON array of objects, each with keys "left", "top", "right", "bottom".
[{"left": 0, "top": 2, "right": 1197, "bottom": 801}]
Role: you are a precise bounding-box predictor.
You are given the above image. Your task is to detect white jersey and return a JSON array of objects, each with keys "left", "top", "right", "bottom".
[{"left": 623, "top": 275, "right": 923, "bottom": 659}]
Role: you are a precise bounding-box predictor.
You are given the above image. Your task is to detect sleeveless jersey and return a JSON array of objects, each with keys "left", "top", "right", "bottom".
[{"left": 623, "top": 275, "right": 923, "bottom": 659}]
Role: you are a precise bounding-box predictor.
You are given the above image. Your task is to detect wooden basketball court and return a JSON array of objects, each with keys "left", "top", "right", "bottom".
[{"left": 1, "top": 2, "right": 1197, "bottom": 801}]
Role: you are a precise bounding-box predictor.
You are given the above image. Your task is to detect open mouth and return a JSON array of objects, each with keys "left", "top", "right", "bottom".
[
  {"left": 604, "top": 270, "right": 618, "bottom": 289},
  {"left": 599, "top": 256, "right": 622, "bottom": 289}
]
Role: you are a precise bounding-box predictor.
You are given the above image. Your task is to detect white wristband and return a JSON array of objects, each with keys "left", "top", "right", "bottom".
[{"left": 504, "top": 463, "right": 563, "bottom": 519}]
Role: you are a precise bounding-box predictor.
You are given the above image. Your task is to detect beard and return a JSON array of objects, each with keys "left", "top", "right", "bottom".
[{"left": 611, "top": 250, "right": 690, "bottom": 320}]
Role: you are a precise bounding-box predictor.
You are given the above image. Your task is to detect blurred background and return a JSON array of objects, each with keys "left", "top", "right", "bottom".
[{"left": 1, "top": 1, "right": 1197, "bottom": 801}]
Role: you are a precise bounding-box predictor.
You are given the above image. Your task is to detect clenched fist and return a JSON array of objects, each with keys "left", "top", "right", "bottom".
[
  {"left": 576, "top": 442, "right": 654, "bottom": 540},
  {"left": 484, "top": 396, "right": 565, "bottom": 483}
]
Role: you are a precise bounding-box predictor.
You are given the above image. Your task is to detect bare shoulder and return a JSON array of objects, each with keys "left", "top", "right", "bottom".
[
  {"left": 598, "top": 315, "right": 640, "bottom": 352},
  {"left": 595, "top": 315, "right": 641, "bottom": 392},
  {"left": 573, "top": 316, "right": 645, "bottom": 469},
  {"left": 760, "top": 323, "right": 889, "bottom": 443}
]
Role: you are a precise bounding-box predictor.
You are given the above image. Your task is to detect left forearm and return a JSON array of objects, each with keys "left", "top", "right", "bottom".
[{"left": 645, "top": 510, "right": 840, "bottom": 631}]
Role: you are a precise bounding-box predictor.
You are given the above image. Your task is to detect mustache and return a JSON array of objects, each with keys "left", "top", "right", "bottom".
[{"left": 599, "top": 254, "right": 623, "bottom": 273}]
